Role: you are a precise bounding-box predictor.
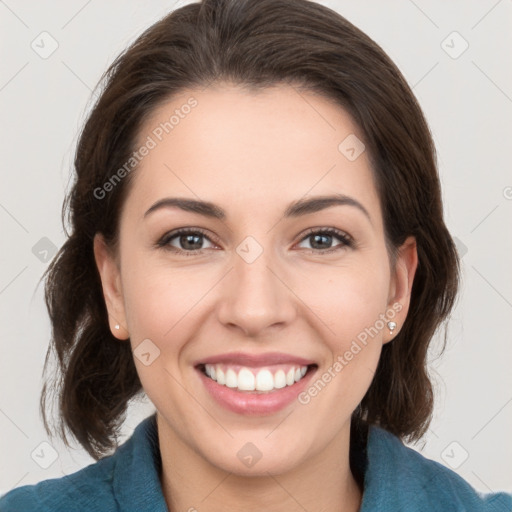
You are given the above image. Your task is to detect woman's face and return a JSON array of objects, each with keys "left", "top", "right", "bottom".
[{"left": 94, "top": 83, "right": 417, "bottom": 476}]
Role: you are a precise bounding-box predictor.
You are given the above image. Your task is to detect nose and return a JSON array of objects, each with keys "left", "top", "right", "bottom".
[{"left": 216, "top": 244, "right": 297, "bottom": 337}]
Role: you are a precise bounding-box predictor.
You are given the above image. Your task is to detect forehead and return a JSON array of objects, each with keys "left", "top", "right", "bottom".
[{"left": 126, "top": 83, "right": 381, "bottom": 222}]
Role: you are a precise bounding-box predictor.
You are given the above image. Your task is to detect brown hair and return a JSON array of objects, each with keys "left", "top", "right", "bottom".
[{"left": 40, "top": 0, "right": 459, "bottom": 460}]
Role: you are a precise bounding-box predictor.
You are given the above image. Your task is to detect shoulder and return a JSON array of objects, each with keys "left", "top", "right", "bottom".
[
  {"left": 0, "top": 453, "right": 118, "bottom": 512},
  {"left": 0, "top": 414, "right": 167, "bottom": 512},
  {"left": 363, "top": 425, "right": 512, "bottom": 511}
]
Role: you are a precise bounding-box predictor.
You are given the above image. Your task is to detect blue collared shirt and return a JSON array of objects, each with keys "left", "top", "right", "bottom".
[{"left": 1, "top": 413, "right": 510, "bottom": 511}]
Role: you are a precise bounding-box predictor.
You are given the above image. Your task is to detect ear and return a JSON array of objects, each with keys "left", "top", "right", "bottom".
[
  {"left": 93, "top": 233, "right": 129, "bottom": 340},
  {"left": 384, "top": 236, "right": 418, "bottom": 344}
]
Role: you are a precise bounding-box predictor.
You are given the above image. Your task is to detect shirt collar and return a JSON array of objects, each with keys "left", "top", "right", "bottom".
[
  {"left": 112, "top": 413, "right": 168, "bottom": 512},
  {"left": 359, "top": 424, "right": 511, "bottom": 511}
]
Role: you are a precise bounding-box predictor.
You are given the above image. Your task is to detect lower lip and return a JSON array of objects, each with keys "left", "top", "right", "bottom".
[{"left": 196, "top": 366, "right": 317, "bottom": 415}]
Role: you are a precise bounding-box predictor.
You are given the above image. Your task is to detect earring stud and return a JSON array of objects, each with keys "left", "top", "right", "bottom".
[
  {"left": 115, "top": 324, "right": 120, "bottom": 330},
  {"left": 387, "top": 321, "right": 397, "bottom": 335}
]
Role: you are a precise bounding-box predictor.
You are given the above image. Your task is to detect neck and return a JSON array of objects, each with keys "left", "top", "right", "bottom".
[{"left": 157, "top": 415, "right": 363, "bottom": 512}]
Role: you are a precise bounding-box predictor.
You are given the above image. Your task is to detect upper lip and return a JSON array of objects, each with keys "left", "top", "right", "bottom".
[{"left": 194, "top": 352, "right": 316, "bottom": 367}]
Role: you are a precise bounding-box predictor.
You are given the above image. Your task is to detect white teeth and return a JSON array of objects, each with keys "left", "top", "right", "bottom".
[
  {"left": 203, "top": 364, "right": 310, "bottom": 392},
  {"left": 274, "top": 370, "right": 287, "bottom": 389},
  {"left": 216, "top": 367, "right": 226, "bottom": 385},
  {"left": 225, "top": 368, "right": 238, "bottom": 388},
  {"left": 238, "top": 368, "right": 255, "bottom": 391},
  {"left": 255, "top": 370, "right": 274, "bottom": 391}
]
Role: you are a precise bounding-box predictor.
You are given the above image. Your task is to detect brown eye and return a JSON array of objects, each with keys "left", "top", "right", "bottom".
[
  {"left": 296, "top": 228, "right": 353, "bottom": 253},
  {"left": 157, "top": 228, "right": 217, "bottom": 254}
]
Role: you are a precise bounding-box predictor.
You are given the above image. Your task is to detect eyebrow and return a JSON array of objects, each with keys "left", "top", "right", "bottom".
[{"left": 143, "top": 193, "right": 372, "bottom": 224}]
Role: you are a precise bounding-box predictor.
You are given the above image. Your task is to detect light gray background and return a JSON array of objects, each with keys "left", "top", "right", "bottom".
[{"left": 1, "top": 0, "right": 511, "bottom": 497}]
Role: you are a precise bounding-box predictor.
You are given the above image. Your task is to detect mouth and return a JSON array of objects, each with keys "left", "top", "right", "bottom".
[
  {"left": 193, "top": 351, "right": 319, "bottom": 414},
  {"left": 196, "top": 363, "right": 318, "bottom": 394}
]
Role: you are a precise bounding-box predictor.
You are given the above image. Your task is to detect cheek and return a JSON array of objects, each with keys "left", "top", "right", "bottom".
[
  {"left": 120, "top": 253, "right": 207, "bottom": 342},
  {"left": 309, "top": 260, "right": 390, "bottom": 339},
  {"left": 304, "top": 270, "right": 389, "bottom": 404}
]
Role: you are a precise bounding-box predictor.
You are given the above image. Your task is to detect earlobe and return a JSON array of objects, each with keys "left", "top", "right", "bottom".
[
  {"left": 93, "top": 233, "right": 129, "bottom": 340},
  {"left": 385, "top": 236, "right": 418, "bottom": 343}
]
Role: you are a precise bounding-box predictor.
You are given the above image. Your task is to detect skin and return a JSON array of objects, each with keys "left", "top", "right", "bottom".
[{"left": 94, "top": 83, "right": 418, "bottom": 512}]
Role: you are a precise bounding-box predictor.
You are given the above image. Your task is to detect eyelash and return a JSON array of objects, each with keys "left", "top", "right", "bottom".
[{"left": 156, "top": 227, "right": 354, "bottom": 255}]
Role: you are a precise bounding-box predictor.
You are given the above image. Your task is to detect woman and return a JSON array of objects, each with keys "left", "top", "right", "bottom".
[{"left": 1, "top": 0, "right": 510, "bottom": 510}]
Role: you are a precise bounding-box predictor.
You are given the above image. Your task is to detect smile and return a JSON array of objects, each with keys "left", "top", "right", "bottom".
[{"left": 201, "top": 363, "right": 310, "bottom": 392}]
